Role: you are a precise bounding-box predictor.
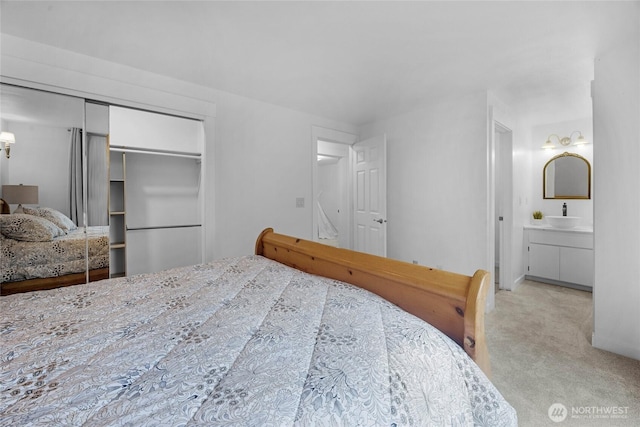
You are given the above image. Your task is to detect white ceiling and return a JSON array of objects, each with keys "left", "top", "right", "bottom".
[{"left": 1, "top": 1, "right": 638, "bottom": 126}]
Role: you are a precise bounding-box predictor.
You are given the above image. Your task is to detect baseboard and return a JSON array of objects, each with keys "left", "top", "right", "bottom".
[
  {"left": 592, "top": 332, "right": 640, "bottom": 361},
  {"left": 498, "top": 274, "right": 525, "bottom": 292},
  {"left": 512, "top": 274, "right": 525, "bottom": 291},
  {"left": 524, "top": 275, "right": 593, "bottom": 292}
]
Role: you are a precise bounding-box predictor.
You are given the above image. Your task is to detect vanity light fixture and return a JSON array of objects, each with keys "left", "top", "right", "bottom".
[
  {"left": 0, "top": 131, "right": 15, "bottom": 158},
  {"left": 542, "top": 131, "right": 588, "bottom": 149}
]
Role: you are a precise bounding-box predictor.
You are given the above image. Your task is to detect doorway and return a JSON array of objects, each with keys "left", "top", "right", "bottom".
[
  {"left": 494, "top": 122, "right": 513, "bottom": 293},
  {"left": 317, "top": 140, "right": 350, "bottom": 248},
  {"left": 311, "top": 126, "right": 357, "bottom": 249},
  {"left": 312, "top": 127, "right": 388, "bottom": 256}
]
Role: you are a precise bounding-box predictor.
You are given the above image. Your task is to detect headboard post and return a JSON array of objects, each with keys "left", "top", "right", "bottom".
[
  {"left": 464, "top": 269, "right": 491, "bottom": 378},
  {"left": 255, "top": 227, "right": 273, "bottom": 256}
]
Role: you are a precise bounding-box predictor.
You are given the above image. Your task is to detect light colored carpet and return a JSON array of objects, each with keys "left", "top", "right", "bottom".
[{"left": 486, "top": 280, "right": 640, "bottom": 426}]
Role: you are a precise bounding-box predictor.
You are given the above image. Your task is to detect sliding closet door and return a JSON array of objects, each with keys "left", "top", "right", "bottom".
[
  {"left": 125, "top": 152, "right": 202, "bottom": 275},
  {"left": 109, "top": 106, "right": 204, "bottom": 276}
]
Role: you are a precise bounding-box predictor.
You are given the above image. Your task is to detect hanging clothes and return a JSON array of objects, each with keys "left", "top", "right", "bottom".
[{"left": 68, "top": 127, "right": 83, "bottom": 226}]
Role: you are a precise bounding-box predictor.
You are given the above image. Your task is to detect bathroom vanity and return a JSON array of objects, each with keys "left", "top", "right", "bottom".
[{"left": 524, "top": 225, "right": 593, "bottom": 291}]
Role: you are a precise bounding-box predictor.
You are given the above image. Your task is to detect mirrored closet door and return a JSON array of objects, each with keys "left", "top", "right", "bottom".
[{"left": 0, "top": 84, "right": 110, "bottom": 295}]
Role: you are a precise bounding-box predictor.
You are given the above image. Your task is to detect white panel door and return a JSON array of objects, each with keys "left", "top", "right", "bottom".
[{"left": 352, "top": 135, "right": 387, "bottom": 257}]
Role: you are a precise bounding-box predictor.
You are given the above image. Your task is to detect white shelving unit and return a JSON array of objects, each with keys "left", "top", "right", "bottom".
[{"left": 109, "top": 149, "right": 127, "bottom": 278}]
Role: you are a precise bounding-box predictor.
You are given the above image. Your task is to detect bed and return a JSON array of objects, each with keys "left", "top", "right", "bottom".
[
  {"left": 0, "top": 228, "right": 517, "bottom": 426},
  {"left": 0, "top": 203, "right": 109, "bottom": 295}
]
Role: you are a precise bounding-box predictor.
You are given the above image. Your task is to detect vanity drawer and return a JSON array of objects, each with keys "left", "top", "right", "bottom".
[{"left": 528, "top": 230, "right": 593, "bottom": 249}]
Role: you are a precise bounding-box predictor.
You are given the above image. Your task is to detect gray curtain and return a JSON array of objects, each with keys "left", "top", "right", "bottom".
[
  {"left": 86, "top": 134, "right": 109, "bottom": 226},
  {"left": 69, "top": 128, "right": 83, "bottom": 225}
]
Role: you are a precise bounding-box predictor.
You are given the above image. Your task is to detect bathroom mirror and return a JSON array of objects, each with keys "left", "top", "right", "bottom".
[{"left": 543, "top": 152, "right": 591, "bottom": 199}]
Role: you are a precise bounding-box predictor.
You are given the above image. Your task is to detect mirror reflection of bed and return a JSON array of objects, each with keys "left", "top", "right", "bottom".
[{"left": 0, "top": 85, "right": 110, "bottom": 295}]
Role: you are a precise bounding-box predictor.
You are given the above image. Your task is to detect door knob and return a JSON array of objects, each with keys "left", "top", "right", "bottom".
[{"left": 373, "top": 218, "right": 387, "bottom": 224}]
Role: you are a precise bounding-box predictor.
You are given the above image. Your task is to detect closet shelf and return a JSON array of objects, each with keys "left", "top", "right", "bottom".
[
  {"left": 110, "top": 145, "right": 201, "bottom": 159},
  {"left": 109, "top": 149, "right": 127, "bottom": 278},
  {"left": 127, "top": 224, "right": 201, "bottom": 231}
]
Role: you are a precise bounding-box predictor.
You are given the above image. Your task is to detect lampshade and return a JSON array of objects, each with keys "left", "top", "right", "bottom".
[
  {"left": 1, "top": 185, "right": 39, "bottom": 205},
  {"left": 0, "top": 132, "right": 15, "bottom": 144},
  {"left": 542, "top": 139, "right": 555, "bottom": 150},
  {"left": 573, "top": 135, "right": 589, "bottom": 145}
]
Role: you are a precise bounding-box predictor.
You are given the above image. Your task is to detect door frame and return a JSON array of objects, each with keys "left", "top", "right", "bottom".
[
  {"left": 311, "top": 126, "right": 358, "bottom": 248},
  {"left": 487, "top": 106, "right": 514, "bottom": 311},
  {"left": 494, "top": 121, "right": 513, "bottom": 292}
]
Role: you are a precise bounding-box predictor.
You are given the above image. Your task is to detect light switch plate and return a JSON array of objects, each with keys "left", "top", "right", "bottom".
[{"left": 296, "top": 197, "right": 305, "bottom": 208}]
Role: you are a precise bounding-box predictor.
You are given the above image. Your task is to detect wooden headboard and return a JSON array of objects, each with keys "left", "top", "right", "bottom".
[{"left": 255, "top": 228, "right": 492, "bottom": 376}]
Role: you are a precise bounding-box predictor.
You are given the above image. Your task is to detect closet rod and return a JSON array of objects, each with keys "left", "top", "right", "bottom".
[
  {"left": 110, "top": 145, "right": 201, "bottom": 159},
  {"left": 127, "top": 224, "right": 202, "bottom": 231},
  {"left": 86, "top": 131, "right": 109, "bottom": 137}
]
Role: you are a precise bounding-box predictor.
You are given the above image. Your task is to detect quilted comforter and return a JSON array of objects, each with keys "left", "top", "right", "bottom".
[
  {"left": 0, "top": 226, "right": 109, "bottom": 283},
  {"left": 0, "top": 255, "right": 517, "bottom": 426}
]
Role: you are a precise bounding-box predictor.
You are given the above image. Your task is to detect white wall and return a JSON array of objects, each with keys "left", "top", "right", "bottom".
[
  {"left": 359, "top": 91, "right": 489, "bottom": 279},
  {"left": 212, "top": 90, "right": 358, "bottom": 257},
  {"left": 1, "top": 121, "right": 71, "bottom": 216},
  {"left": 592, "top": 36, "right": 640, "bottom": 360},
  {"left": 511, "top": 123, "right": 533, "bottom": 285},
  {"left": 531, "top": 118, "right": 594, "bottom": 226}
]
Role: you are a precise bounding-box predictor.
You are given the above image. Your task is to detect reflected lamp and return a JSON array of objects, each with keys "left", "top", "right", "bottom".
[
  {"left": 0, "top": 132, "right": 15, "bottom": 158},
  {"left": 1, "top": 184, "right": 39, "bottom": 210}
]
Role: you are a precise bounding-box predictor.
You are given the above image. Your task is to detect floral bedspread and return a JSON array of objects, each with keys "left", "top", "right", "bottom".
[
  {"left": 0, "top": 255, "right": 517, "bottom": 426},
  {"left": 0, "top": 226, "right": 109, "bottom": 283}
]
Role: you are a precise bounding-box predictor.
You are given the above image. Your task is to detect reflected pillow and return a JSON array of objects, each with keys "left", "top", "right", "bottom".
[
  {"left": 0, "top": 214, "right": 65, "bottom": 242},
  {"left": 23, "top": 207, "right": 78, "bottom": 232}
]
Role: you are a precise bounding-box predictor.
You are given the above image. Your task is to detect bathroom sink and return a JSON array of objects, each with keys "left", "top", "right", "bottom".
[{"left": 546, "top": 216, "right": 581, "bottom": 229}]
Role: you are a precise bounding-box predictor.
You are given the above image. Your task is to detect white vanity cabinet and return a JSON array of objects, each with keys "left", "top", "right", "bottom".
[{"left": 524, "top": 226, "right": 594, "bottom": 290}]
